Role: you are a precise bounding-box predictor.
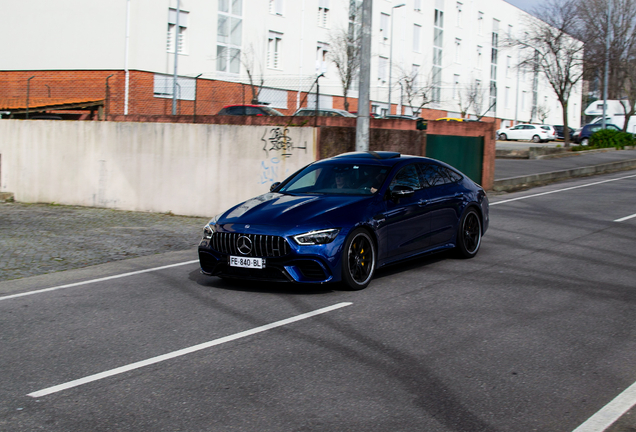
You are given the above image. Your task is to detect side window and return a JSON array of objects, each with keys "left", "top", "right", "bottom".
[
  {"left": 438, "top": 166, "right": 463, "bottom": 183},
  {"left": 419, "top": 164, "right": 462, "bottom": 187},
  {"left": 418, "top": 164, "right": 438, "bottom": 187},
  {"left": 227, "top": 106, "right": 244, "bottom": 115},
  {"left": 246, "top": 106, "right": 264, "bottom": 115},
  {"left": 390, "top": 165, "right": 421, "bottom": 190}
]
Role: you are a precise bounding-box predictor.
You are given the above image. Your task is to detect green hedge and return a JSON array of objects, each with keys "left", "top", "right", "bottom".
[{"left": 571, "top": 129, "right": 635, "bottom": 151}]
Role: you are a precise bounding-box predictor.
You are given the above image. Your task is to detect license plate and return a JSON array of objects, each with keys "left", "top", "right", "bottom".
[{"left": 229, "top": 256, "right": 264, "bottom": 269}]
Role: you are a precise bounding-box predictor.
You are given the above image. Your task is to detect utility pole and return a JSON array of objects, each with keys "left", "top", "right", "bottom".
[
  {"left": 388, "top": 3, "right": 405, "bottom": 115},
  {"left": 172, "top": 0, "right": 181, "bottom": 116},
  {"left": 356, "top": 0, "right": 372, "bottom": 152},
  {"left": 26, "top": 76, "right": 35, "bottom": 119},
  {"left": 602, "top": 0, "right": 611, "bottom": 129}
]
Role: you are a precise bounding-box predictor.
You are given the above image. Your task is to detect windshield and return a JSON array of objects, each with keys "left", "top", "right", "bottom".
[{"left": 279, "top": 163, "right": 390, "bottom": 195}]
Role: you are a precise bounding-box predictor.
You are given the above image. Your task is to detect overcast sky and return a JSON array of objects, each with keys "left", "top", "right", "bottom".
[{"left": 504, "top": 0, "right": 543, "bottom": 15}]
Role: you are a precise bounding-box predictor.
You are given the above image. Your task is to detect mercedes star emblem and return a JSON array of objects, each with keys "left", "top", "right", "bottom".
[{"left": 236, "top": 236, "right": 252, "bottom": 255}]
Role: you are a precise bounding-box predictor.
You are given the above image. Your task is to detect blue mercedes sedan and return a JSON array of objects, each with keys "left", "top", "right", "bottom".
[{"left": 198, "top": 151, "right": 489, "bottom": 290}]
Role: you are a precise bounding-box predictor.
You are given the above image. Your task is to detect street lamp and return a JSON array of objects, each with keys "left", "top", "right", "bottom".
[{"left": 388, "top": 3, "right": 406, "bottom": 115}]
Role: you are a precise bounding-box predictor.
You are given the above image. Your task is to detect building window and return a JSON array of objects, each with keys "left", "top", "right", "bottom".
[
  {"left": 412, "top": 64, "right": 420, "bottom": 88},
  {"left": 456, "top": 2, "right": 463, "bottom": 27},
  {"left": 269, "top": 0, "right": 283, "bottom": 15},
  {"left": 455, "top": 38, "right": 462, "bottom": 63},
  {"left": 217, "top": 0, "right": 242, "bottom": 73},
  {"left": 153, "top": 74, "right": 196, "bottom": 100},
  {"left": 268, "top": 31, "right": 283, "bottom": 69},
  {"left": 378, "top": 56, "right": 388, "bottom": 83},
  {"left": 432, "top": 8, "right": 444, "bottom": 102},
  {"left": 478, "top": 11, "right": 484, "bottom": 35},
  {"left": 414, "top": 0, "right": 422, "bottom": 12},
  {"left": 318, "top": 0, "right": 329, "bottom": 27},
  {"left": 316, "top": 42, "right": 329, "bottom": 74},
  {"left": 505, "top": 86, "right": 510, "bottom": 108},
  {"left": 490, "top": 19, "right": 499, "bottom": 112},
  {"left": 477, "top": 45, "right": 483, "bottom": 69},
  {"left": 167, "top": 8, "right": 189, "bottom": 54},
  {"left": 380, "top": 13, "right": 389, "bottom": 40},
  {"left": 453, "top": 74, "right": 460, "bottom": 99},
  {"left": 413, "top": 24, "right": 421, "bottom": 52},
  {"left": 506, "top": 55, "right": 511, "bottom": 78}
]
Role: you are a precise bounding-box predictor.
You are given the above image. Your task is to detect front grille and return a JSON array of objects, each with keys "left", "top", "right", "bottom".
[{"left": 211, "top": 232, "right": 291, "bottom": 257}]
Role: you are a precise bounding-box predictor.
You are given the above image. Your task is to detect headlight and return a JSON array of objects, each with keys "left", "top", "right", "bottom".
[
  {"left": 203, "top": 214, "right": 223, "bottom": 240},
  {"left": 293, "top": 228, "right": 340, "bottom": 245},
  {"left": 203, "top": 225, "right": 214, "bottom": 240}
]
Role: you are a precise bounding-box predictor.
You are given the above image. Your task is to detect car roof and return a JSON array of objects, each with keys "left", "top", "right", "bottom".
[
  {"left": 319, "top": 151, "right": 434, "bottom": 167},
  {"left": 222, "top": 104, "right": 270, "bottom": 108}
]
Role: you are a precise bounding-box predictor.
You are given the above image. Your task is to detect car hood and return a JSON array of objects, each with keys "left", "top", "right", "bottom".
[{"left": 218, "top": 192, "right": 370, "bottom": 227}]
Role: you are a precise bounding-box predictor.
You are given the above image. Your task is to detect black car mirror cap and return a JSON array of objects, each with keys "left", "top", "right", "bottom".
[
  {"left": 390, "top": 185, "right": 415, "bottom": 201},
  {"left": 270, "top": 182, "right": 281, "bottom": 192}
]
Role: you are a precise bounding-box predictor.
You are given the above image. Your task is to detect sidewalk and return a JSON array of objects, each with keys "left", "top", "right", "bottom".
[
  {"left": 0, "top": 202, "right": 208, "bottom": 282},
  {"left": 494, "top": 147, "right": 636, "bottom": 192}
]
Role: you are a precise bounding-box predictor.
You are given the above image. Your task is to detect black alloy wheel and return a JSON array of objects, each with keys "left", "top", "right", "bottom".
[
  {"left": 341, "top": 228, "right": 376, "bottom": 290},
  {"left": 456, "top": 208, "right": 482, "bottom": 258}
]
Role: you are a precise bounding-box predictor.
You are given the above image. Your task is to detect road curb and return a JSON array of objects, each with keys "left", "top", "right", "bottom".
[{"left": 493, "top": 158, "right": 636, "bottom": 192}]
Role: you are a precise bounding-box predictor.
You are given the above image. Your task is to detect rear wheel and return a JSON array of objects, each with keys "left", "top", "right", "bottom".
[
  {"left": 341, "top": 228, "right": 375, "bottom": 290},
  {"left": 532, "top": 135, "right": 541, "bottom": 143},
  {"left": 456, "top": 208, "right": 482, "bottom": 258}
]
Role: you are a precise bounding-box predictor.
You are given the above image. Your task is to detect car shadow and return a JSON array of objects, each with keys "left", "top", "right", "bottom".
[
  {"left": 373, "top": 249, "right": 454, "bottom": 280},
  {"left": 189, "top": 249, "right": 456, "bottom": 294},
  {"left": 188, "top": 269, "right": 335, "bottom": 295}
]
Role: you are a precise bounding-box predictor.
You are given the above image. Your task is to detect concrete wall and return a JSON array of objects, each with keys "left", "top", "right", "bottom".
[{"left": 0, "top": 120, "right": 316, "bottom": 217}]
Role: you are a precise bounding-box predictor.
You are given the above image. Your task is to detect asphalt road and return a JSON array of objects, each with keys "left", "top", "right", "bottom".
[{"left": 1, "top": 170, "right": 636, "bottom": 432}]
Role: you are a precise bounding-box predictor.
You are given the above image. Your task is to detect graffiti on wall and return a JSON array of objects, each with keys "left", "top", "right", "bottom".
[
  {"left": 261, "top": 127, "right": 306, "bottom": 158},
  {"left": 259, "top": 127, "right": 308, "bottom": 185}
]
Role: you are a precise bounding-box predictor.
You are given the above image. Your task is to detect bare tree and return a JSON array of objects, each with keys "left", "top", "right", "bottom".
[
  {"left": 467, "top": 80, "right": 487, "bottom": 119},
  {"left": 574, "top": 0, "right": 636, "bottom": 101},
  {"left": 327, "top": 1, "right": 362, "bottom": 112},
  {"left": 619, "top": 62, "right": 636, "bottom": 131},
  {"left": 507, "top": 0, "right": 585, "bottom": 147},
  {"left": 241, "top": 44, "right": 264, "bottom": 104},
  {"left": 396, "top": 66, "right": 435, "bottom": 117},
  {"left": 537, "top": 104, "right": 551, "bottom": 123},
  {"left": 328, "top": 28, "right": 361, "bottom": 111},
  {"left": 457, "top": 85, "right": 473, "bottom": 119}
]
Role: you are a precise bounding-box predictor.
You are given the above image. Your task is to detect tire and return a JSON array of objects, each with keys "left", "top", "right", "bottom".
[
  {"left": 532, "top": 135, "right": 541, "bottom": 143},
  {"left": 499, "top": 133, "right": 507, "bottom": 141},
  {"left": 456, "top": 208, "right": 482, "bottom": 259},
  {"left": 581, "top": 137, "right": 589, "bottom": 146},
  {"left": 341, "top": 228, "right": 376, "bottom": 290}
]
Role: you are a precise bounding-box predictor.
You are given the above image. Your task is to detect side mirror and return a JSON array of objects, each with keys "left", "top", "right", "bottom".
[
  {"left": 270, "top": 182, "right": 281, "bottom": 192},
  {"left": 390, "top": 185, "right": 415, "bottom": 202}
]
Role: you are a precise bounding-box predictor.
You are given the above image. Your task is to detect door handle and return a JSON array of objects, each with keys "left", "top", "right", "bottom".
[{"left": 418, "top": 199, "right": 428, "bottom": 206}]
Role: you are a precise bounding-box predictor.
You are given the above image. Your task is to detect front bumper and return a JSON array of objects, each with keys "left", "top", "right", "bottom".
[{"left": 198, "top": 239, "right": 339, "bottom": 284}]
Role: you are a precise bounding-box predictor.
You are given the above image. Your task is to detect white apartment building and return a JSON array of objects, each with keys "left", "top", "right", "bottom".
[{"left": 1, "top": 0, "right": 581, "bottom": 126}]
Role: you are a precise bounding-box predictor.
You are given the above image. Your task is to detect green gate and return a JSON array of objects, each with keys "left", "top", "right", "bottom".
[{"left": 425, "top": 135, "right": 484, "bottom": 184}]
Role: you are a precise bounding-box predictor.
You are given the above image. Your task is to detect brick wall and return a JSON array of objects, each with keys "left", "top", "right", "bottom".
[{"left": 1, "top": 69, "right": 491, "bottom": 121}]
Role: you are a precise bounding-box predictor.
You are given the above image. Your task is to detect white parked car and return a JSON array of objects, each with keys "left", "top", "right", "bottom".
[{"left": 497, "top": 124, "right": 556, "bottom": 143}]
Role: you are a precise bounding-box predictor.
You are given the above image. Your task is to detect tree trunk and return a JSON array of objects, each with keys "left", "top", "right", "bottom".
[{"left": 561, "top": 101, "right": 570, "bottom": 148}]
